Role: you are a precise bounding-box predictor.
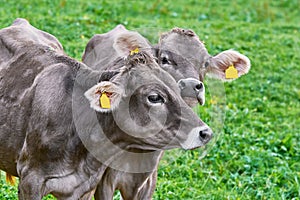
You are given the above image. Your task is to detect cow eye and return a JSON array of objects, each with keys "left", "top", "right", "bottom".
[
  {"left": 148, "top": 94, "right": 165, "bottom": 104},
  {"left": 204, "top": 61, "right": 209, "bottom": 68},
  {"left": 161, "top": 57, "right": 170, "bottom": 65}
]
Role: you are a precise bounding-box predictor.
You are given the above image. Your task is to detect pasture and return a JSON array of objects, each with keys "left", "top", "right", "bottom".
[{"left": 0, "top": 0, "right": 299, "bottom": 199}]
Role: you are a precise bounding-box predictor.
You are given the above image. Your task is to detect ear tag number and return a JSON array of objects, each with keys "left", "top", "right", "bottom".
[
  {"left": 225, "top": 64, "right": 238, "bottom": 79},
  {"left": 130, "top": 47, "right": 139, "bottom": 55},
  {"left": 100, "top": 92, "right": 111, "bottom": 109}
]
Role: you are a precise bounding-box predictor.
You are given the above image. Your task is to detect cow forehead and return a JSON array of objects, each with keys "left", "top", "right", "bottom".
[
  {"left": 160, "top": 31, "right": 209, "bottom": 65},
  {"left": 116, "top": 62, "right": 180, "bottom": 95}
]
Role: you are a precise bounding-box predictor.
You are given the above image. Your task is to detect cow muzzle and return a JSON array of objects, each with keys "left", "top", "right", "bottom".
[
  {"left": 178, "top": 78, "right": 205, "bottom": 106},
  {"left": 179, "top": 126, "right": 213, "bottom": 150}
]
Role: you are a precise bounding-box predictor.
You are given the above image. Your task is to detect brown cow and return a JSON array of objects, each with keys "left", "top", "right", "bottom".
[
  {"left": 82, "top": 26, "right": 250, "bottom": 199},
  {"left": 0, "top": 19, "right": 213, "bottom": 199}
]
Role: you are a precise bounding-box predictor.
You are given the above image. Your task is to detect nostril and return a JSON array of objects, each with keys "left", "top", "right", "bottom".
[
  {"left": 195, "top": 83, "right": 203, "bottom": 90},
  {"left": 199, "top": 130, "right": 207, "bottom": 139},
  {"left": 199, "top": 128, "right": 212, "bottom": 143},
  {"left": 178, "top": 80, "right": 186, "bottom": 89}
]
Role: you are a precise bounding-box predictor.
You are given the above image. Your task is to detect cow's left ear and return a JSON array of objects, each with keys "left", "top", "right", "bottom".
[
  {"left": 206, "top": 50, "right": 250, "bottom": 81},
  {"left": 84, "top": 81, "right": 123, "bottom": 112}
]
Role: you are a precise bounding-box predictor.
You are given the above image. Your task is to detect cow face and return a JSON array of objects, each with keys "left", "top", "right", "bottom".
[
  {"left": 82, "top": 26, "right": 205, "bottom": 107},
  {"left": 157, "top": 28, "right": 250, "bottom": 82},
  {"left": 84, "top": 33, "right": 213, "bottom": 151}
]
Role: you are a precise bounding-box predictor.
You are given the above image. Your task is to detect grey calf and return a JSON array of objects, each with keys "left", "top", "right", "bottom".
[
  {"left": 0, "top": 19, "right": 213, "bottom": 199},
  {"left": 82, "top": 25, "right": 250, "bottom": 199}
]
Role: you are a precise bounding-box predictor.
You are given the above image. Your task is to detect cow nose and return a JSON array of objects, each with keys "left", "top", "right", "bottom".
[
  {"left": 195, "top": 82, "right": 203, "bottom": 91},
  {"left": 177, "top": 78, "right": 205, "bottom": 106},
  {"left": 177, "top": 78, "right": 204, "bottom": 93},
  {"left": 199, "top": 127, "right": 213, "bottom": 144}
]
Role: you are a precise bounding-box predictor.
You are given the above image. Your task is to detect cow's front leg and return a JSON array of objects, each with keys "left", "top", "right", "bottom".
[
  {"left": 94, "top": 183, "right": 115, "bottom": 200},
  {"left": 18, "top": 172, "right": 44, "bottom": 200},
  {"left": 79, "top": 189, "right": 95, "bottom": 200},
  {"left": 118, "top": 171, "right": 157, "bottom": 200},
  {"left": 135, "top": 170, "right": 157, "bottom": 200}
]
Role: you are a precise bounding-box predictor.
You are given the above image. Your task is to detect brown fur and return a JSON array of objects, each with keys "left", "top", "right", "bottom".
[
  {"left": 171, "top": 27, "right": 196, "bottom": 37},
  {"left": 6, "top": 173, "right": 16, "bottom": 185},
  {"left": 160, "top": 27, "right": 197, "bottom": 40},
  {"left": 0, "top": 18, "right": 212, "bottom": 199},
  {"left": 126, "top": 51, "right": 155, "bottom": 66}
]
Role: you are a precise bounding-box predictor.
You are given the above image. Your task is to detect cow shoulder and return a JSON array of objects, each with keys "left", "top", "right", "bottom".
[{"left": 0, "top": 18, "right": 63, "bottom": 61}]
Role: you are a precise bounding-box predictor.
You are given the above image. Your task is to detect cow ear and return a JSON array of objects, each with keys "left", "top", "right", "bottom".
[
  {"left": 84, "top": 81, "right": 123, "bottom": 113},
  {"left": 113, "top": 32, "right": 150, "bottom": 58},
  {"left": 206, "top": 50, "right": 250, "bottom": 81}
]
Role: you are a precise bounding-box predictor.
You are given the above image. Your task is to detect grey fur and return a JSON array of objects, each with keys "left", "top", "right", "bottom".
[
  {"left": 0, "top": 19, "right": 212, "bottom": 199},
  {"left": 82, "top": 25, "right": 250, "bottom": 200}
]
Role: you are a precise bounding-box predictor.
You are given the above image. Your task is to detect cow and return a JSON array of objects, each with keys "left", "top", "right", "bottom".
[
  {"left": 0, "top": 18, "right": 213, "bottom": 199},
  {"left": 82, "top": 25, "right": 206, "bottom": 108},
  {"left": 82, "top": 25, "right": 250, "bottom": 200}
]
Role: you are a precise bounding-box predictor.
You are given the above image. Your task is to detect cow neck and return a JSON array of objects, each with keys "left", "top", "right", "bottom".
[
  {"left": 94, "top": 112, "right": 164, "bottom": 173},
  {"left": 77, "top": 66, "right": 101, "bottom": 87}
]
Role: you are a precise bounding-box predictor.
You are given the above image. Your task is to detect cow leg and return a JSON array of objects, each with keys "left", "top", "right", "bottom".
[
  {"left": 18, "top": 172, "right": 44, "bottom": 200},
  {"left": 119, "top": 171, "right": 157, "bottom": 200},
  {"left": 79, "top": 189, "right": 95, "bottom": 200},
  {"left": 94, "top": 182, "right": 115, "bottom": 200},
  {"left": 136, "top": 170, "right": 157, "bottom": 200},
  {"left": 119, "top": 183, "right": 145, "bottom": 200}
]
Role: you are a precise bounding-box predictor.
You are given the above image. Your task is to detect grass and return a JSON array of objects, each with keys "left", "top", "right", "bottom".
[{"left": 0, "top": 0, "right": 299, "bottom": 199}]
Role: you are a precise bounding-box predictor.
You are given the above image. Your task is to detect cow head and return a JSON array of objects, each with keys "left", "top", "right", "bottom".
[
  {"left": 82, "top": 25, "right": 205, "bottom": 107},
  {"left": 156, "top": 27, "right": 250, "bottom": 82},
  {"left": 84, "top": 32, "right": 213, "bottom": 151}
]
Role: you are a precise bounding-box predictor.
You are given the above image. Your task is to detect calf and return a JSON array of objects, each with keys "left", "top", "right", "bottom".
[
  {"left": 83, "top": 25, "right": 205, "bottom": 107},
  {"left": 156, "top": 27, "right": 250, "bottom": 82},
  {"left": 0, "top": 19, "right": 213, "bottom": 199},
  {"left": 83, "top": 25, "right": 250, "bottom": 199},
  {"left": 82, "top": 26, "right": 250, "bottom": 199}
]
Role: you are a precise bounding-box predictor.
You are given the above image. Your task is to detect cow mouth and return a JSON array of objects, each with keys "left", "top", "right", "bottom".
[
  {"left": 126, "top": 148, "right": 156, "bottom": 153},
  {"left": 183, "top": 97, "right": 200, "bottom": 107},
  {"left": 189, "top": 146, "right": 204, "bottom": 151},
  {"left": 185, "top": 142, "right": 209, "bottom": 150},
  {"left": 197, "top": 96, "right": 205, "bottom": 106}
]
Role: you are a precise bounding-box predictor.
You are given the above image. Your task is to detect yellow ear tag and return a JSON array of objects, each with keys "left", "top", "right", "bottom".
[
  {"left": 130, "top": 47, "right": 139, "bottom": 55},
  {"left": 225, "top": 64, "right": 238, "bottom": 79},
  {"left": 100, "top": 92, "right": 111, "bottom": 109}
]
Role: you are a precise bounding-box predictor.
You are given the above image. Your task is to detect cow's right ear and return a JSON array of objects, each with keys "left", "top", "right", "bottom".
[
  {"left": 113, "top": 32, "right": 151, "bottom": 58},
  {"left": 84, "top": 81, "right": 123, "bottom": 113}
]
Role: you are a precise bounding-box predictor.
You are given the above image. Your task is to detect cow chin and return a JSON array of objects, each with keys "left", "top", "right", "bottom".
[{"left": 182, "top": 97, "right": 200, "bottom": 107}]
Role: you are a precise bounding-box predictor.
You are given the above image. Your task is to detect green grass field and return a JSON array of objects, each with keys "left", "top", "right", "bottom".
[{"left": 0, "top": 0, "right": 299, "bottom": 199}]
